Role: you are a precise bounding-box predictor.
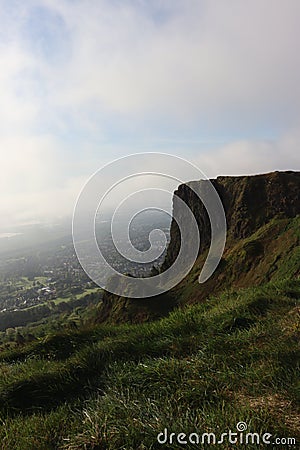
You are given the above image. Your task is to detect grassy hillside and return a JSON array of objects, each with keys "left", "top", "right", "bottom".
[
  {"left": 95, "top": 215, "right": 300, "bottom": 324},
  {"left": 174, "top": 215, "right": 300, "bottom": 306},
  {"left": 0, "top": 277, "right": 299, "bottom": 449}
]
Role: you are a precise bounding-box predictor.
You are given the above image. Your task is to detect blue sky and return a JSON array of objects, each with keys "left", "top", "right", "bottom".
[{"left": 0, "top": 0, "right": 299, "bottom": 228}]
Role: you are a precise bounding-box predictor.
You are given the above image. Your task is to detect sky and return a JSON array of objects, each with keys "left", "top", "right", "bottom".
[{"left": 0, "top": 0, "right": 300, "bottom": 230}]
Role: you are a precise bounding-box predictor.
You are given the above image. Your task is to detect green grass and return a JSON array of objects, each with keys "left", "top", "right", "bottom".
[
  {"left": 15, "top": 287, "right": 102, "bottom": 310},
  {"left": 52, "top": 287, "right": 102, "bottom": 305},
  {"left": 0, "top": 278, "right": 299, "bottom": 449}
]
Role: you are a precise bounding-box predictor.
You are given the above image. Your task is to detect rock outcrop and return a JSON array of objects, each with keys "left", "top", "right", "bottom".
[
  {"left": 97, "top": 171, "right": 300, "bottom": 323},
  {"left": 162, "top": 171, "right": 300, "bottom": 270}
]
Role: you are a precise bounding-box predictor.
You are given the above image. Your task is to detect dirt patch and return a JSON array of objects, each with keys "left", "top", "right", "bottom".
[{"left": 236, "top": 393, "right": 300, "bottom": 434}]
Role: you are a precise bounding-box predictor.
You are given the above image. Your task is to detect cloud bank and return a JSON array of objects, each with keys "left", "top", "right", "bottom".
[{"left": 0, "top": 0, "right": 299, "bottom": 229}]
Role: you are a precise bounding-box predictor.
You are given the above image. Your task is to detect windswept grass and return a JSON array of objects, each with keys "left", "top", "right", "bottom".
[{"left": 0, "top": 278, "right": 299, "bottom": 449}]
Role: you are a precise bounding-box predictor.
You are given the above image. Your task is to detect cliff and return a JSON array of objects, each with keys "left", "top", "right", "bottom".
[
  {"left": 97, "top": 171, "right": 300, "bottom": 323},
  {"left": 162, "top": 170, "right": 300, "bottom": 270}
]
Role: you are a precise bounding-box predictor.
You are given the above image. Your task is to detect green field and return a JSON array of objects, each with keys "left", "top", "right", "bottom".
[{"left": 52, "top": 287, "right": 101, "bottom": 305}]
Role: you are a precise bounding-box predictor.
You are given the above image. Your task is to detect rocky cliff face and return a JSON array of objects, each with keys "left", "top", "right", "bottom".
[
  {"left": 162, "top": 171, "right": 300, "bottom": 271},
  {"left": 96, "top": 171, "right": 300, "bottom": 323}
]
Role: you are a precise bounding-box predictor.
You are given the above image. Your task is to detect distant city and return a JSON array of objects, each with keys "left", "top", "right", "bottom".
[{"left": 0, "top": 211, "right": 171, "bottom": 314}]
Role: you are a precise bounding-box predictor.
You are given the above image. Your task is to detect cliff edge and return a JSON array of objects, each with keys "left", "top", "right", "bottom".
[{"left": 97, "top": 171, "right": 300, "bottom": 323}]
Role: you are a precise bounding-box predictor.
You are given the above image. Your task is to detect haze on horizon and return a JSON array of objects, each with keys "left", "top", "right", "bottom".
[{"left": 0, "top": 0, "right": 300, "bottom": 232}]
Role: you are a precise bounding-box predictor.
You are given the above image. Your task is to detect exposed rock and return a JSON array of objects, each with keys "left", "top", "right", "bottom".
[
  {"left": 163, "top": 171, "right": 300, "bottom": 270},
  {"left": 97, "top": 171, "right": 300, "bottom": 323}
]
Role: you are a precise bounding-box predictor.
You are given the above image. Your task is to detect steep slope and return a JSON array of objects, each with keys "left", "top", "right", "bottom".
[
  {"left": 174, "top": 215, "right": 299, "bottom": 307},
  {"left": 98, "top": 171, "right": 300, "bottom": 323},
  {"left": 163, "top": 170, "right": 300, "bottom": 269}
]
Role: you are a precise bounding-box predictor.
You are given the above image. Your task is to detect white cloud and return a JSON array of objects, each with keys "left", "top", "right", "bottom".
[
  {"left": 2, "top": 0, "right": 300, "bottom": 131},
  {"left": 0, "top": 1, "right": 299, "bottom": 229},
  {"left": 0, "top": 134, "right": 79, "bottom": 228},
  {"left": 0, "top": 45, "right": 38, "bottom": 132},
  {"left": 193, "top": 129, "right": 300, "bottom": 178},
  {"left": 35, "top": 0, "right": 300, "bottom": 127}
]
